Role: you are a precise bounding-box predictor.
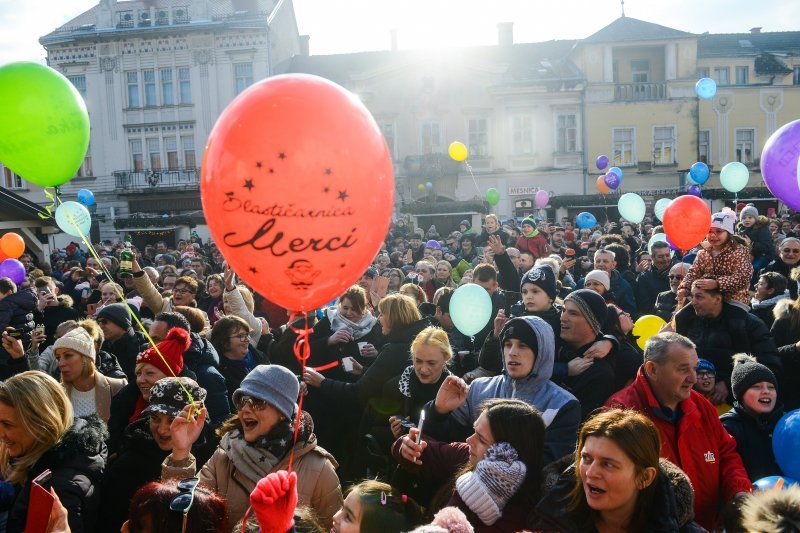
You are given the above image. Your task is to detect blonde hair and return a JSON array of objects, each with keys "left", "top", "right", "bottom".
[
  {"left": 410, "top": 326, "right": 452, "bottom": 363},
  {"left": 0, "top": 372, "right": 73, "bottom": 484},
  {"left": 236, "top": 284, "right": 255, "bottom": 313},
  {"left": 378, "top": 294, "right": 421, "bottom": 332},
  {"left": 399, "top": 283, "right": 427, "bottom": 304},
  {"left": 78, "top": 319, "right": 105, "bottom": 352}
]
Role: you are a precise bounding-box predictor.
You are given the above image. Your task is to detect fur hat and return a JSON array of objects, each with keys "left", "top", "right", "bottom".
[
  {"left": 711, "top": 208, "right": 736, "bottom": 235},
  {"left": 740, "top": 204, "right": 759, "bottom": 220},
  {"left": 455, "top": 442, "right": 526, "bottom": 526},
  {"left": 520, "top": 264, "right": 557, "bottom": 301},
  {"left": 53, "top": 328, "right": 96, "bottom": 363},
  {"left": 740, "top": 485, "right": 800, "bottom": 532},
  {"left": 565, "top": 289, "right": 608, "bottom": 335},
  {"left": 730, "top": 353, "right": 777, "bottom": 402},
  {"left": 136, "top": 327, "right": 190, "bottom": 377},
  {"left": 233, "top": 364, "right": 299, "bottom": 420},
  {"left": 584, "top": 269, "right": 611, "bottom": 291}
]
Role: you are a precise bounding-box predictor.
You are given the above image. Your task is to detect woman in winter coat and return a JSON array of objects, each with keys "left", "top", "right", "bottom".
[
  {"left": 0, "top": 371, "right": 107, "bottom": 533},
  {"left": 750, "top": 272, "right": 789, "bottom": 329},
  {"left": 0, "top": 278, "right": 36, "bottom": 335},
  {"left": 393, "top": 398, "right": 545, "bottom": 532},
  {"left": 163, "top": 364, "right": 342, "bottom": 529},
  {"left": 208, "top": 315, "right": 269, "bottom": 409},
  {"left": 98, "top": 377, "right": 217, "bottom": 533},
  {"left": 533, "top": 409, "right": 704, "bottom": 532}
]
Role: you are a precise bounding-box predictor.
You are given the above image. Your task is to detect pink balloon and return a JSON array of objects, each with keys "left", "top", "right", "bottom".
[{"left": 535, "top": 190, "right": 550, "bottom": 208}]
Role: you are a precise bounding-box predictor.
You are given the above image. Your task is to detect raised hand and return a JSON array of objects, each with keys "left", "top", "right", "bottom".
[
  {"left": 434, "top": 375, "right": 468, "bottom": 414},
  {"left": 169, "top": 404, "right": 206, "bottom": 461}
]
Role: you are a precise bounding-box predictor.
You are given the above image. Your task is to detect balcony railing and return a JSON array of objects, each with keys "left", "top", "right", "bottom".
[
  {"left": 114, "top": 168, "right": 199, "bottom": 190},
  {"left": 615, "top": 82, "right": 667, "bottom": 102}
]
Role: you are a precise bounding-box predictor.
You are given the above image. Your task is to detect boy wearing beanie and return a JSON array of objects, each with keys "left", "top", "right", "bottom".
[
  {"left": 720, "top": 354, "right": 785, "bottom": 481},
  {"left": 515, "top": 217, "right": 550, "bottom": 260},
  {"left": 736, "top": 204, "right": 775, "bottom": 282}
]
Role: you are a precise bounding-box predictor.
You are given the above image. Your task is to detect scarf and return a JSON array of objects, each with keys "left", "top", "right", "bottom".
[
  {"left": 220, "top": 411, "right": 312, "bottom": 484},
  {"left": 751, "top": 291, "right": 790, "bottom": 310},
  {"left": 327, "top": 307, "right": 377, "bottom": 340},
  {"left": 522, "top": 228, "right": 539, "bottom": 239}
]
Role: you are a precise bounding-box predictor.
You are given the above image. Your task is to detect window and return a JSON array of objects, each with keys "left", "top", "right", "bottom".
[
  {"left": 613, "top": 128, "right": 635, "bottom": 166},
  {"left": 160, "top": 68, "right": 174, "bottom": 105},
  {"left": 714, "top": 67, "right": 730, "bottom": 85},
  {"left": 234, "top": 63, "right": 253, "bottom": 95},
  {"left": 653, "top": 126, "right": 676, "bottom": 165},
  {"left": 179, "top": 67, "right": 191, "bottom": 103},
  {"left": 380, "top": 122, "right": 396, "bottom": 160},
  {"left": 76, "top": 144, "right": 93, "bottom": 177},
  {"left": 143, "top": 69, "right": 156, "bottom": 106},
  {"left": 130, "top": 139, "right": 144, "bottom": 171},
  {"left": 3, "top": 167, "right": 23, "bottom": 189},
  {"left": 165, "top": 137, "right": 178, "bottom": 170},
  {"left": 147, "top": 138, "right": 161, "bottom": 169},
  {"left": 735, "top": 129, "right": 755, "bottom": 164},
  {"left": 181, "top": 136, "right": 195, "bottom": 168},
  {"left": 468, "top": 118, "right": 488, "bottom": 158},
  {"left": 735, "top": 66, "right": 749, "bottom": 85},
  {"left": 699, "top": 130, "right": 711, "bottom": 164},
  {"left": 419, "top": 120, "right": 441, "bottom": 154},
  {"left": 67, "top": 75, "right": 86, "bottom": 95},
  {"left": 793, "top": 66, "right": 800, "bottom": 85},
  {"left": 556, "top": 114, "right": 577, "bottom": 153},
  {"left": 697, "top": 67, "right": 710, "bottom": 79},
  {"left": 126, "top": 71, "right": 140, "bottom": 107},
  {"left": 631, "top": 59, "right": 650, "bottom": 83},
  {"left": 512, "top": 115, "right": 533, "bottom": 155}
]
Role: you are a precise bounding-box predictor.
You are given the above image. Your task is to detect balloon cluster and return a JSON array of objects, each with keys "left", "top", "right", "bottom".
[
  {"left": 0, "top": 233, "right": 27, "bottom": 284},
  {"left": 594, "top": 155, "right": 624, "bottom": 194}
]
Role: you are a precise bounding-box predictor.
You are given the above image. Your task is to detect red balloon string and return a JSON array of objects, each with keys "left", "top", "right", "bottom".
[
  {"left": 312, "top": 361, "right": 339, "bottom": 372},
  {"left": 287, "top": 312, "right": 313, "bottom": 473}
]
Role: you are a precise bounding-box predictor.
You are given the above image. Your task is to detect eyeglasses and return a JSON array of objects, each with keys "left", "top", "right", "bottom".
[
  {"left": 696, "top": 371, "right": 714, "bottom": 379},
  {"left": 170, "top": 477, "right": 200, "bottom": 533},
  {"left": 782, "top": 248, "right": 800, "bottom": 254},
  {"left": 234, "top": 394, "right": 268, "bottom": 412},
  {"left": 668, "top": 275, "right": 684, "bottom": 280},
  {"left": 172, "top": 287, "right": 193, "bottom": 295},
  {"left": 229, "top": 333, "right": 249, "bottom": 342}
]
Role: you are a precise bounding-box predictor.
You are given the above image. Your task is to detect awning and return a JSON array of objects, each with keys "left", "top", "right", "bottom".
[{"left": 113, "top": 226, "right": 180, "bottom": 232}]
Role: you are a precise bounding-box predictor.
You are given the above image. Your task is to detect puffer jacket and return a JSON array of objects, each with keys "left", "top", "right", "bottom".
[
  {"left": 0, "top": 287, "right": 36, "bottom": 333},
  {"left": 183, "top": 332, "right": 231, "bottom": 426},
  {"left": 679, "top": 241, "right": 753, "bottom": 307},
  {"left": 720, "top": 401, "right": 786, "bottom": 481},
  {"left": 6, "top": 416, "right": 108, "bottom": 533},
  {"left": 738, "top": 216, "right": 776, "bottom": 261}
]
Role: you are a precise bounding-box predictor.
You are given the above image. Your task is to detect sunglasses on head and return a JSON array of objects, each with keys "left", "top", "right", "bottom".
[{"left": 170, "top": 477, "right": 200, "bottom": 533}]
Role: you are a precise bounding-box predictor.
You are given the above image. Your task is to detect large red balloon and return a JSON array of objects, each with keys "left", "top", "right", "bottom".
[
  {"left": 201, "top": 74, "right": 394, "bottom": 311},
  {"left": 662, "top": 195, "right": 711, "bottom": 251}
]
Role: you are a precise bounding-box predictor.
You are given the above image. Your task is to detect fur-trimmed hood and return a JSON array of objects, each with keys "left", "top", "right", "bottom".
[{"left": 46, "top": 414, "right": 108, "bottom": 463}]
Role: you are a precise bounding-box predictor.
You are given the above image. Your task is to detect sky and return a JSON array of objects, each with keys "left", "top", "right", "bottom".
[{"left": 1, "top": 0, "right": 799, "bottom": 65}]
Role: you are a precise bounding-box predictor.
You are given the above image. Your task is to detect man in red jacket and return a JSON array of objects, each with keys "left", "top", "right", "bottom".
[{"left": 606, "top": 332, "right": 752, "bottom": 531}]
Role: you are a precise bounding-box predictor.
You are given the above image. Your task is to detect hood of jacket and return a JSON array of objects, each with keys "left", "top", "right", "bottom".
[
  {"left": 34, "top": 415, "right": 108, "bottom": 478},
  {"left": 386, "top": 317, "right": 430, "bottom": 344},
  {"left": 186, "top": 332, "right": 220, "bottom": 366}
]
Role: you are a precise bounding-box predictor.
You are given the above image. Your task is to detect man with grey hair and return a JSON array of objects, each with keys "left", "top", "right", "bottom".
[
  {"left": 653, "top": 262, "right": 688, "bottom": 322},
  {"left": 578, "top": 248, "right": 635, "bottom": 314},
  {"left": 606, "top": 332, "right": 752, "bottom": 531},
  {"left": 760, "top": 236, "right": 800, "bottom": 299}
]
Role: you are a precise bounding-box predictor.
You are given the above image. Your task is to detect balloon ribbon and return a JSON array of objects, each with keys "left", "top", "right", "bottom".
[{"left": 37, "top": 187, "right": 57, "bottom": 220}]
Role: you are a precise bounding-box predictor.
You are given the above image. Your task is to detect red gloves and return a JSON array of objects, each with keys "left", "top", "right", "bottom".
[{"left": 250, "top": 470, "right": 297, "bottom": 533}]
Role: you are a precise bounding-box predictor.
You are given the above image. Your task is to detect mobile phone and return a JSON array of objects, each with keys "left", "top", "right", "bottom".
[
  {"left": 565, "top": 248, "right": 576, "bottom": 257},
  {"left": 34, "top": 324, "right": 45, "bottom": 336},
  {"left": 416, "top": 409, "right": 426, "bottom": 444},
  {"left": 40, "top": 286, "right": 51, "bottom": 295},
  {"left": 8, "top": 328, "right": 24, "bottom": 340}
]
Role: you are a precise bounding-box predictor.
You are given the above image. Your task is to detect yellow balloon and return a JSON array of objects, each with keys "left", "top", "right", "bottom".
[
  {"left": 448, "top": 141, "right": 468, "bottom": 162},
  {"left": 632, "top": 315, "right": 667, "bottom": 350},
  {"left": 417, "top": 183, "right": 425, "bottom": 190}
]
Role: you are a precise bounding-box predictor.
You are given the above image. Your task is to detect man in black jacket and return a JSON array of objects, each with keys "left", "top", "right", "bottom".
[
  {"left": 97, "top": 303, "right": 146, "bottom": 381},
  {"left": 653, "top": 263, "right": 687, "bottom": 322},
  {"left": 635, "top": 240, "right": 674, "bottom": 315}
]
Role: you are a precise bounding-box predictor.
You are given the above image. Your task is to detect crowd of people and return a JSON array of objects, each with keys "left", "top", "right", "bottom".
[{"left": 0, "top": 204, "right": 799, "bottom": 532}]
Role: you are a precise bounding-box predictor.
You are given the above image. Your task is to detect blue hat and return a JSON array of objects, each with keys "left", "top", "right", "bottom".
[{"left": 696, "top": 359, "right": 716, "bottom": 375}]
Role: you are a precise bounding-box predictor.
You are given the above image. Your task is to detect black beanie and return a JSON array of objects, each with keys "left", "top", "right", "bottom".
[
  {"left": 520, "top": 265, "right": 558, "bottom": 301},
  {"left": 730, "top": 353, "right": 777, "bottom": 402},
  {"left": 565, "top": 289, "right": 607, "bottom": 335},
  {"left": 96, "top": 303, "right": 132, "bottom": 331},
  {"left": 499, "top": 317, "right": 539, "bottom": 356}
]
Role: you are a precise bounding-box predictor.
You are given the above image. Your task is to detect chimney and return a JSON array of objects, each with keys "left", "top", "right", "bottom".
[
  {"left": 390, "top": 28, "right": 398, "bottom": 51},
  {"left": 750, "top": 27, "right": 762, "bottom": 34},
  {"left": 299, "top": 35, "right": 310, "bottom": 57},
  {"left": 498, "top": 22, "right": 513, "bottom": 46}
]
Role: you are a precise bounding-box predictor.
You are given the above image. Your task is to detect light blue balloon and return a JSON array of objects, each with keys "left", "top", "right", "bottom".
[
  {"left": 753, "top": 475, "right": 799, "bottom": 491},
  {"left": 55, "top": 201, "right": 91, "bottom": 237},
  {"left": 720, "top": 161, "right": 749, "bottom": 193},
  {"left": 77, "top": 188, "right": 95, "bottom": 206},
  {"left": 654, "top": 198, "right": 671, "bottom": 221},
  {"left": 618, "top": 193, "right": 646, "bottom": 224},
  {"left": 449, "top": 283, "right": 492, "bottom": 337},
  {"left": 689, "top": 162, "right": 710, "bottom": 185},
  {"left": 576, "top": 212, "right": 597, "bottom": 229},
  {"left": 647, "top": 233, "right": 675, "bottom": 258},
  {"left": 695, "top": 77, "right": 717, "bottom": 100},
  {"left": 608, "top": 166, "right": 623, "bottom": 182}
]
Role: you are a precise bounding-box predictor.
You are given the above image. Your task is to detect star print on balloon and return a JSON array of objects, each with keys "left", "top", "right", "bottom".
[{"left": 201, "top": 73, "right": 394, "bottom": 311}]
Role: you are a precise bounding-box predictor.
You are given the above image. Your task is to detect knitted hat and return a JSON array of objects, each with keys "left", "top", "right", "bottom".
[
  {"left": 410, "top": 507, "right": 474, "bottom": 533},
  {"left": 565, "top": 289, "right": 608, "bottom": 335},
  {"left": 696, "top": 358, "right": 716, "bottom": 375},
  {"left": 364, "top": 266, "right": 378, "bottom": 278},
  {"left": 730, "top": 353, "right": 777, "bottom": 402},
  {"left": 499, "top": 317, "right": 540, "bottom": 356},
  {"left": 96, "top": 303, "right": 132, "bottom": 331},
  {"left": 710, "top": 208, "right": 736, "bottom": 235},
  {"left": 584, "top": 269, "right": 611, "bottom": 291},
  {"left": 233, "top": 364, "right": 299, "bottom": 420},
  {"left": 740, "top": 204, "right": 759, "bottom": 220},
  {"left": 521, "top": 216, "right": 536, "bottom": 229},
  {"left": 455, "top": 442, "right": 527, "bottom": 526},
  {"left": 135, "top": 327, "right": 190, "bottom": 377},
  {"left": 53, "top": 328, "right": 96, "bottom": 363},
  {"left": 142, "top": 377, "right": 207, "bottom": 418},
  {"left": 460, "top": 219, "right": 471, "bottom": 229},
  {"left": 520, "top": 265, "right": 557, "bottom": 301},
  {"left": 426, "top": 240, "right": 442, "bottom": 250},
  {"left": 565, "top": 230, "right": 576, "bottom": 242}
]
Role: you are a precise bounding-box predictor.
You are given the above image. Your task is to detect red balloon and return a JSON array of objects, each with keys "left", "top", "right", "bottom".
[
  {"left": 0, "top": 232, "right": 25, "bottom": 259},
  {"left": 663, "top": 195, "right": 711, "bottom": 251},
  {"left": 596, "top": 175, "right": 611, "bottom": 194},
  {"left": 201, "top": 74, "right": 394, "bottom": 311}
]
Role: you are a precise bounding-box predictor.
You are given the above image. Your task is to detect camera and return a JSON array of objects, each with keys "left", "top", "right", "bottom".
[
  {"left": 398, "top": 418, "right": 416, "bottom": 431},
  {"left": 509, "top": 302, "right": 525, "bottom": 317},
  {"left": 7, "top": 328, "right": 24, "bottom": 340}
]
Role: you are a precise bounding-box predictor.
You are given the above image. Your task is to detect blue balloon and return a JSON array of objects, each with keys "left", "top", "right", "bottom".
[
  {"left": 774, "top": 409, "right": 800, "bottom": 480},
  {"left": 654, "top": 198, "right": 671, "bottom": 221},
  {"left": 753, "top": 475, "right": 799, "bottom": 491},
  {"left": 689, "top": 162, "right": 710, "bottom": 185},
  {"left": 695, "top": 77, "right": 717, "bottom": 100},
  {"left": 608, "top": 166, "right": 623, "bottom": 183},
  {"left": 55, "top": 201, "right": 92, "bottom": 237},
  {"left": 77, "top": 188, "right": 95, "bottom": 206},
  {"left": 687, "top": 185, "right": 702, "bottom": 197},
  {"left": 576, "top": 212, "right": 597, "bottom": 229},
  {"left": 449, "top": 283, "right": 492, "bottom": 336}
]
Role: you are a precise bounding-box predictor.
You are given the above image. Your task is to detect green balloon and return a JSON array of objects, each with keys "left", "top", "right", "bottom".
[
  {"left": 0, "top": 62, "right": 90, "bottom": 187},
  {"left": 485, "top": 188, "right": 500, "bottom": 205}
]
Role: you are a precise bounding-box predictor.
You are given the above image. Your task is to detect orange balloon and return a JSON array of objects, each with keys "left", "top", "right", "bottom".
[
  {"left": 0, "top": 251, "right": 7, "bottom": 264},
  {"left": 662, "top": 195, "right": 711, "bottom": 250},
  {"left": 596, "top": 175, "right": 611, "bottom": 194},
  {"left": 0, "top": 232, "right": 25, "bottom": 259},
  {"left": 201, "top": 74, "right": 395, "bottom": 311}
]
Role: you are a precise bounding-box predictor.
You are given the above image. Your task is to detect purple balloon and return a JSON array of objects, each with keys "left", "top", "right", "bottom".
[
  {"left": 596, "top": 155, "right": 609, "bottom": 170},
  {"left": 604, "top": 171, "right": 620, "bottom": 190},
  {"left": 687, "top": 185, "right": 702, "bottom": 197},
  {"left": 0, "top": 258, "right": 25, "bottom": 285},
  {"left": 761, "top": 119, "right": 800, "bottom": 210},
  {"left": 665, "top": 236, "right": 681, "bottom": 252}
]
